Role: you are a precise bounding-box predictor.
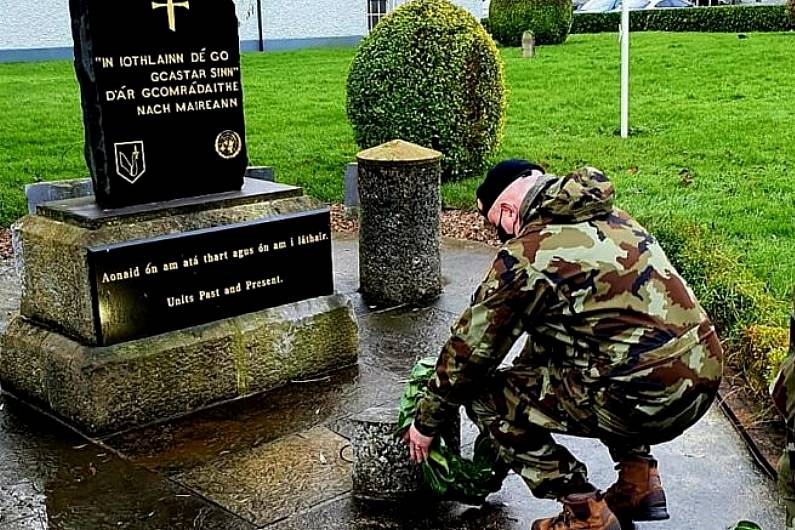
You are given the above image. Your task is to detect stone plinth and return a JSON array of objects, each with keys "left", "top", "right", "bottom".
[
  {"left": 1, "top": 179, "right": 359, "bottom": 434},
  {"left": 356, "top": 140, "right": 442, "bottom": 306},
  {"left": 522, "top": 31, "right": 536, "bottom": 58},
  {"left": 14, "top": 179, "right": 308, "bottom": 345},
  {"left": 25, "top": 178, "right": 94, "bottom": 214}
]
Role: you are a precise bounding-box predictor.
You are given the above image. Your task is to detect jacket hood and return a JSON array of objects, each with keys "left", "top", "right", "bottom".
[{"left": 519, "top": 167, "right": 615, "bottom": 228}]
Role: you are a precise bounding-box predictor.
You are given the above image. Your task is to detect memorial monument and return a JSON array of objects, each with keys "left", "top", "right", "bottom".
[{"left": 0, "top": 0, "right": 358, "bottom": 435}]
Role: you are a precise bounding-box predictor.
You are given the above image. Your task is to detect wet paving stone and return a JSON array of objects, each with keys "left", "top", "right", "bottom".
[
  {"left": 0, "top": 394, "right": 253, "bottom": 530},
  {"left": 332, "top": 235, "right": 496, "bottom": 319},
  {"left": 263, "top": 492, "right": 530, "bottom": 530},
  {"left": 358, "top": 307, "right": 455, "bottom": 378},
  {"left": 103, "top": 363, "right": 404, "bottom": 475},
  {"left": 433, "top": 239, "right": 496, "bottom": 316},
  {"left": 174, "top": 426, "right": 352, "bottom": 527}
]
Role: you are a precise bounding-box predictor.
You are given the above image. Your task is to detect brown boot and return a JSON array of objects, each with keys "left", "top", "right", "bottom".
[
  {"left": 531, "top": 491, "right": 622, "bottom": 530},
  {"left": 604, "top": 458, "right": 669, "bottom": 522}
]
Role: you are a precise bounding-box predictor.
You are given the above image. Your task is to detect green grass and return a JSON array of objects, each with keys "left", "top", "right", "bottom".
[{"left": 1, "top": 32, "right": 793, "bottom": 300}]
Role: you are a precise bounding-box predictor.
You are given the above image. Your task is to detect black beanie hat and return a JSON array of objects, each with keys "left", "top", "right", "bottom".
[{"left": 476, "top": 159, "right": 545, "bottom": 216}]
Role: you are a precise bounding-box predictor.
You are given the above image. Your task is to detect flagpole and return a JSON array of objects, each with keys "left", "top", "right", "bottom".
[{"left": 620, "top": 0, "right": 630, "bottom": 138}]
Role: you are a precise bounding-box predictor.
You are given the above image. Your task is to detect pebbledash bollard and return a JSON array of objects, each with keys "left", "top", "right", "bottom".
[
  {"left": 352, "top": 407, "right": 422, "bottom": 501},
  {"left": 352, "top": 406, "right": 461, "bottom": 502},
  {"left": 356, "top": 140, "right": 443, "bottom": 306}
]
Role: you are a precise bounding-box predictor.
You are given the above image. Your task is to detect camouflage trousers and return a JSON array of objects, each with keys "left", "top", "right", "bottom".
[
  {"left": 778, "top": 451, "right": 795, "bottom": 530},
  {"left": 466, "top": 362, "right": 718, "bottom": 500}
]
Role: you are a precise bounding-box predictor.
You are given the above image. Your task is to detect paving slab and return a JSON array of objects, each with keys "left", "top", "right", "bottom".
[
  {"left": 103, "top": 363, "right": 404, "bottom": 474},
  {"left": 264, "top": 407, "right": 783, "bottom": 530},
  {"left": 0, "top": 394, "right": 253, "bottom": 530},
  {"left": 331, "top": 235, "right": 495, "bottom": 318},
  {"left": 358, "top": 307, "right": 455, "bottom": 377},
  {"left": 174, "top": 426, "right": 352, "bottom": 527}
]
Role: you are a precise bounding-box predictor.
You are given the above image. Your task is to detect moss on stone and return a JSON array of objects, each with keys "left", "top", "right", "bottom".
[{"left": 0, "top": 294, "right": 358, "bottom": 435}]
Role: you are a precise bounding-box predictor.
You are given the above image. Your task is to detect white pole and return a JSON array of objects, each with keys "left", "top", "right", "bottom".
[{"left": 620, "top": 0, "right": 630, "bottom": 138}]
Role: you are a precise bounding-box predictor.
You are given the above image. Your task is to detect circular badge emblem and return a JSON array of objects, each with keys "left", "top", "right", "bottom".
[{"left": 215, "top": 130, "right": 242, "bottom": 159}]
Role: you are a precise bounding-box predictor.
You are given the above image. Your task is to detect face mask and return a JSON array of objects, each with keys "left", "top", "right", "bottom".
[{"left": 496, "top": 210, "right": 513, "bottom": 243}]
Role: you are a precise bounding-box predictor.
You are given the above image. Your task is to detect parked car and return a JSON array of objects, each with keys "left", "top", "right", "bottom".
[
  {"left": 613, "top": 0, "right": 653, "bottom": 9},
  {"left": 639, "top": 0, "right": 693, "bottom": 8},
  {"left": 577, "top": 0, "right": 620, "bottom": 12}
]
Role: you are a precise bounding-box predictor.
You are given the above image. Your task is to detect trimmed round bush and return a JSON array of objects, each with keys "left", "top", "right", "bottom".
[
  {"left": 346, "top": 0, "right": 506, "bottom": 182},
  {"left": 489, "top": 0, "right": 573, "bottom": 46}
]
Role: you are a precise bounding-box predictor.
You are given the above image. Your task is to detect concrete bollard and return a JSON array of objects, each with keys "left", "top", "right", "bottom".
[
  {"left": 352, "top": 407, "right": 422, "bottom": 501},
  {"left": 522, "top": 31, "right": 536, "bottom": 59},
  {"left": 356, "top": 139, "right": 442, "bottom": 306},
  {"left": 351, "top": 406, "right": 461, "bottom": 502}
]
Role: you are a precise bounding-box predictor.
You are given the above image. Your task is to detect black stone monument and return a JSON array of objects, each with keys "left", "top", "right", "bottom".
[
  {"left": 1, "top": 0, "right": 358, "bottom": 437},
  {"left": 69, "top": 0, "right": 248, "bottom": 207}
]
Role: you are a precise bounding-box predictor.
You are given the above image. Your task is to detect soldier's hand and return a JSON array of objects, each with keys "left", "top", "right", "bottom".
[{"left": 403, "top": 423, "right": 434, "bottom": 464}]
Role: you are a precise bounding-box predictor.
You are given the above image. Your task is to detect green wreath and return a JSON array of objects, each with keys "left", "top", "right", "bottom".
[{"left": 395, "top": 357, "right": 500, "bottom": 503}]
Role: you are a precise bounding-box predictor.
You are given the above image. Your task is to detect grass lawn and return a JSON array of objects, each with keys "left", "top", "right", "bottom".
[{"left": 0, "top": 32, "right": 793, "bottom": 300}]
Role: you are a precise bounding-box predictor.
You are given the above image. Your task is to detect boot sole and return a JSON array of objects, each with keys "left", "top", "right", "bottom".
[
  {"left": 629, "top": 505, "right": 670, "bottom": 521},
  {"left": 616, "top": 510, "right": 670, "bottom": 530},
  {"left": 614, "top": 503, "right": 670, "bottom": 522}
]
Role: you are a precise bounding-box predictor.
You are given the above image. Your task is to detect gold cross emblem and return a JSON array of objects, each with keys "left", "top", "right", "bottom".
[{"left": 151, "top": 0, "right": 190, "bottom": 32}]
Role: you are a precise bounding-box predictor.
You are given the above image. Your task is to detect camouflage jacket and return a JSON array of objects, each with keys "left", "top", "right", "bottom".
[
  {"left": 771, "top": 295, "right": 795, "bottom": 445},
  {"left": 415, "top": 167, "right": 723, "bottom": 435}
]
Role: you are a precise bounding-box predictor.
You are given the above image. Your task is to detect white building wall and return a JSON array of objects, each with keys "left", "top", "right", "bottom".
[
  {"left": 260, "top": 0, "right": 481, "bottom": 42},
  {"left": 234, "top": 0, "right": 263, "bottom": 42},
  {"left": 0, "top": 0, "right": 72, "bottom": 50},
  {"left": 0, "top": 0, "right": 485, "bottom": 60},
  {"left": 262, "top": 0, "right": 368, "bottom": 40}
]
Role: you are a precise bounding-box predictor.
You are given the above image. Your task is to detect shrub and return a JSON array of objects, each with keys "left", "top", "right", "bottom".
[
  {"left": 346, "top": 0, "right": 507, "bottom": 182},
  {"left": 788, "top": 0, "right": 795, "bottom": 25},
  {"left": 489, "top": 0, "right": 574, "bottom": 46},
  {"left": 572, "top": 5, "right": 791, "bottom": 34},
  {"left": 736, "top": 325, "right": 789, "bottom": 396}
]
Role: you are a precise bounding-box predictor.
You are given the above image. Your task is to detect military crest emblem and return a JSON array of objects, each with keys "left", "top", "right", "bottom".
[
  {"left": 215, "top": 130, "right": 242, "bottom": 160},
  {"left": 114, "top": 141, "right": 147, "bottom": 184}
]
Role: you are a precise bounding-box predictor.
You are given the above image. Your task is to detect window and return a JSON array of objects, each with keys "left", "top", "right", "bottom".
[{"left": 367, "top": 0, "right": 393, "bottom": 32}]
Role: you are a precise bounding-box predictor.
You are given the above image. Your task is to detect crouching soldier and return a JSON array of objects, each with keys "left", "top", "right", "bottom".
[
  {"left": 405, "top": 161, "right": 723, "bottom": 530},
  {"left": 771, "top": 292, "right": 795, "bottom": 530}
]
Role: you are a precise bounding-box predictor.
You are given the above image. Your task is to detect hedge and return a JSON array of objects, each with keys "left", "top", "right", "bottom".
[
  {"left": 572, "top": 5, "right": 792, "bottom": 34},
  {"left": 488, "top": 0, "right": 574, "bottom": 45}
]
